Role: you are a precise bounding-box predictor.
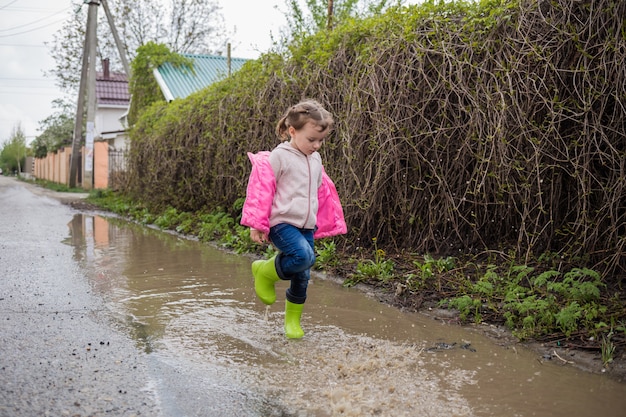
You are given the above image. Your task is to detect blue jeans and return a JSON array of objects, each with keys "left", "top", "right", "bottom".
[{"left": 269, "top": 223, "right": 315, "bottom": 304}]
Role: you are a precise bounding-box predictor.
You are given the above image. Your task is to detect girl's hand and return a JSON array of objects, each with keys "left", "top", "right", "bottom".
[{"left": 250, "top": 228, "right": 269, "bottom": 244}]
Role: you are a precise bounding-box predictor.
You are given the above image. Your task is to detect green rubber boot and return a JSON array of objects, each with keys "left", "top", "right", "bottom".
[
  {"left": 252, "top": 255, "right": 280, "bottom": 305},
  {"left": 284, "top": 300, "right": 305, "bottom": 339}
]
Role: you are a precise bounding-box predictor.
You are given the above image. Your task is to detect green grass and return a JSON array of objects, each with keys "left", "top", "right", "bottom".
[{"left": 21, "top": 177, "right": 85, "bottom": 193}]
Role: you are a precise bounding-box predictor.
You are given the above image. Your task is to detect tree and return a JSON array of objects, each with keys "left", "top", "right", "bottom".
[
  {"left": 31, "top": 100, "right": 75, "bottom": 158},
  {"left": 47, "top": 0, "right": 229, "bottom": 94},
  {"left": 282, "top": 0, "right": 397, "bottom": 42},
  {"left": 0, "top": 124, "right": 29, "bottom": 175},
  {"left": 126, "top": 42, "right": 192, "bottom": 126}
]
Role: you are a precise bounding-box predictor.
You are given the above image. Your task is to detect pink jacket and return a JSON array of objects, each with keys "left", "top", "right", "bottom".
[{"left": 241, "top": 151, "right": 347, "bottom": 239}]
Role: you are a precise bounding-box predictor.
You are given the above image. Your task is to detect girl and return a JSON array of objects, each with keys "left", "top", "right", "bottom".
[{"left": 241, "top": 99, "right": 347, "bottom": 339}]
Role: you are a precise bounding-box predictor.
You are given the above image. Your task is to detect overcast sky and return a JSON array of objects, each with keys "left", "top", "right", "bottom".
[{"left": 0, "top": 0, "right": 284, "bottom": 144}]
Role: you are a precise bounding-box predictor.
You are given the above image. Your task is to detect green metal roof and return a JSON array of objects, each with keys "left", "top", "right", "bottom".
[{"left": 153, "top": 53, "right": 249, "bottom": 101}]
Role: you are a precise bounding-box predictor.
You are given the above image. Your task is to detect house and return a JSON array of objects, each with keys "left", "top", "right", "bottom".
[
  {"left": 153, "top": 53, "right": 249, "bottom": 101},
  {"left": 95, "top": 58, "right": 130, "bottom": 151}
]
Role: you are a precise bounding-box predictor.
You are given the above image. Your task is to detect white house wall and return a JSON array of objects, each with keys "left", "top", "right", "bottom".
[{"left": 95, "top": 105, "right": 128, "bottom": 139}]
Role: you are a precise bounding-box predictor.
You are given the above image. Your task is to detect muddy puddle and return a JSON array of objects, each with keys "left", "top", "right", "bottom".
[{"left": 66, "top": 214, "right": 626, "bottom": 416}]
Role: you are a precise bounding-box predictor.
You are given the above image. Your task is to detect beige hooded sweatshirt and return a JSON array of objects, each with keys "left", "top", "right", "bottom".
[{"left": 268, "top": 142, "right": 323, "bottom": 230}]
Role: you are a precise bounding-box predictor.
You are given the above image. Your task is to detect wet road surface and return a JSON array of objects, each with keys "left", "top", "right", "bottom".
[
  {"left": 0, "top": 177, "right": 282, "bottom": 417},
  {"left": 2, "top": 176, "right": 626, "bottom": 416}
]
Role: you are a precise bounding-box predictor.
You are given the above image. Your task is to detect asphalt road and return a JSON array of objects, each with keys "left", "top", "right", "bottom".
[
  {"left": 0, "top": 176, "right": 163, "bottom": 416},
  {"left": 0, "top": 176, "right": 294, "bottom": 417}
]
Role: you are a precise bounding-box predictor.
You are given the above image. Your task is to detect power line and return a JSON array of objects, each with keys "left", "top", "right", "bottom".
[
  {"left": 0, "top": 88, "right": 57, "bottom": 92},
  {"left": 2, "top": 7, "right": 65, "bottom": 12},
  {"left": 0, "top": 17, "right": 66, "bottom": 38},
  {"left": 0, "top": 90, "right": 62, "bottom": 96},
  {"left": 0, "top": 77, "right": 56, "bottom": 81},
  {"left": 0, "top": 83, "right": 61, "bottom": 88},
  {"left": 0, "top": 43, "right": 47, "bottom": 47},
  {"left": 0, "top": 1, "right": 19, "bottom": 11},
  {"left": 0, "top": 81, "right": 57, "bottom": 85},
  {"left": 0, "top": 85, "right": 60, "bottom": 91},
  {"left": 0, "top": 7, "right": 70, "bottom": 33}
]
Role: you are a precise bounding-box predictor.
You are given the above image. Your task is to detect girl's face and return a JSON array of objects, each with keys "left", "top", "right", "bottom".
[{"left": 288, "top": 122, "right": 328, "bottom": 156}]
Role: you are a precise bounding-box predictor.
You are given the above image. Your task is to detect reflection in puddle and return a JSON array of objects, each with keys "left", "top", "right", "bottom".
[{"left": 67, "top": 214, "right": 626, "bottom": 416}]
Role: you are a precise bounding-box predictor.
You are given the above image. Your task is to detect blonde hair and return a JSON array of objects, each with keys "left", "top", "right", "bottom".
[{"left": 276, "top": 99, "right": 334, "bottom": 140}]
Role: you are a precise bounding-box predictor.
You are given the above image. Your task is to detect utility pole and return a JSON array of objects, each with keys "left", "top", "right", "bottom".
[
  {"left": 227, "top": 43, "right": 231, "bottom": 77},
  {"left": 69, "top": 0, "right": 100, "bottom": 189},
  {"left": 101, "top": 0, "right": 130, "bottom": 77},
  {"left": 83, "top": 0, "right": 99, "bottom": 190},
  {"left": 327, "top": 0, "right": 334, "bottom": 30}
]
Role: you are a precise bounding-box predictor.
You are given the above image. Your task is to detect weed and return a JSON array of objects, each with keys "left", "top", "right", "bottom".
[
  {"left": 262, "top": 244, "right": 278, "bottom": 259},
  {"left": 176, "top": 214, "right": 197, "bottom": 234},
  {"left": 601, "top": 330, "right": 615, "bottom": 367},
  {"left": 412, "top": 254, "right": 456, "bottom": 291},
  {"left": 24, "top": 178, "right": 84, "bottom": 193},
  {"left": 442, "top": 295, "right": 482, "bottom": 323},
  {"left": 220, "top": 224, "right": 258, "bottom": 254},
  {"left": 315, "top": 240, "right": 339, "bottom": 270},
  {"left": 446, "top": 261, "right": 607, "bottom": 340},
  {"left": 197, "top": 212, "right": 235, "bottom": 242},
  {"left": 347, "top": 238, "right": 394, "bottom": 286},
  {"left": 128, "top": 207, "right": 151, "bottom": 224},
  {"left": 154, "top": 207, "right": 182, "bottom": 229}
]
